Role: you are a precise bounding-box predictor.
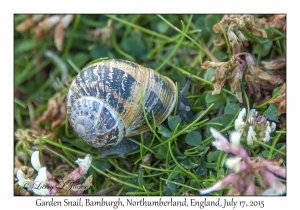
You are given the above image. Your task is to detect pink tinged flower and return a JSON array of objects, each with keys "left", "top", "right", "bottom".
[
  {"left": 32, "top": 167, "right": 50, "bottom": 195},
  {"left": 262, "top": 171, "right": 286, "bottom": 195},
  {"left": 227, "top": 30, "right": 238, "bottom": 47},
  {"left": 199, "top": 173, "right": 236, "bottom": 195},
  {"left": 17, "top": 169, "right": 33, "bottom": 190},
  {"left": 210, "top": 128, "right": 231, "bottom": 152},
  {"left": 225, "top": 156, "right": 242, "bottom": 173},
  {"left": 261, "top": 159, "right": 286, "bottom": 178},
  {"left": 69, "top": 154, "right": 92, "bottom": 181},
  {"left": 244, "top": 177, "right": 256, "bottom": 195},
  {"left": 47, "top": 180, "right": 59, "bottom": 195},
  {"left": 46, "top": 170, "right": 53, "bottom": 179},
  {"left": 246, "top": 54, "right": 255, "bottom": 65},
  {"left": 31, "top": 151, "right": 41, "bottom": 171}
]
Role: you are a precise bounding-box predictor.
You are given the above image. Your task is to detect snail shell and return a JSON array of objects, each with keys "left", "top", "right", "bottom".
[{"left": 66, "top": 59, "right": 176, "bottom": 148}]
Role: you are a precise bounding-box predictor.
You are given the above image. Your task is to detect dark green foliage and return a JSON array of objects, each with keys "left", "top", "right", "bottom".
[{"left": 14, "top": 14, "right": 286, "bottom": 196}]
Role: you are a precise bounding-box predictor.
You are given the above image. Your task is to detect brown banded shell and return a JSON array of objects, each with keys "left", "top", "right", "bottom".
[{"left": 66, "top": 59, "right": 176, "bottom": 148}]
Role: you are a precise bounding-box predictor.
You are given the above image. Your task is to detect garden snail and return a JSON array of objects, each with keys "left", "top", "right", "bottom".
[{"left": 66, "top": 59, "right": 192, "bottom": 154}]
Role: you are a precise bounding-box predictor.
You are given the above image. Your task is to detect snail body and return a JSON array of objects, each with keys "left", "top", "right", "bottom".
[{"left": 66, "top": 59, "right": 178, "bottom": 148}]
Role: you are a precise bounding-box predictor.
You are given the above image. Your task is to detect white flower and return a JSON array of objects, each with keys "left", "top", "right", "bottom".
[
  {"left": 266, "top": 125, "right": 271, "bottom": 133},
  {"left": 32, "top": 167, "right": 49, "bottom": 195},
  {"left": 271, "top": 122, "right": 276, "bottom": 132},
  {"left": 249, "top": 109, "right": 257, "bottom": 119},
  {"left": 262, "top": 132, "right": 270, "bottom": 142},
  {"left": 239, "top": 108, "right": 246, "bottom": 119},
  {"left": 211, "top": 128, "right": 230, "bottom": 152},
  {"left": 230, "top": 132, "right": 241, "bottom": 149},
  {"left": 31, "top": 151, "right": 41, "bottom": 171},
  {"left": 248, "top": 109, "right": 258, "bottom": 124},
  {"left": 247, "top": 126, "right": 256, "bottom": 145},
  {"left": 17, "top": 169, "right": 33, "bottom": 190},
  {"left": 16, "top": 151, "right": 50, "bottom": 195},
  {"left": 234, "top": 117, "right": 245, "bottom": 133},
  {"left": 225, "top": 156, "right": 242, "bottom": 173},
  {"left": 75, "top": 154, "right": 92, "bottom": 173},
  {"left": 235, "top": 108, "right": 246, "bottom": 133}
]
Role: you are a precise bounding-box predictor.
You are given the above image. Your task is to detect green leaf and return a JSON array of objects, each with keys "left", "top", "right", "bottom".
[
  {"left": 205, "top": 91, "right": 226, "bottom": 110},
  {"left": 224, "top": 103, "right": 240, "bottom": 114},
  {"left": 195, "top": 92, "right": 209, "bottom": 109},
  {"left": 253, "top": 41, "right": 273, "bottom": 57},
  {"left": 157, "top": 21, "right": 169, "bottom": 34},
  {"left": 185, "top": 131, "right": 202, "bottom": 146},
  {"left": 226, "top": 92, "right": 238, "bottom": 103},
  {"left": 204, "top": 117, "right": 222, "bottom": 138},
  {"left": 207, "top": 151, "right": 220, "bottom": 163},
  {"left": 154, "top": 146, "right": 168, "bottom": 160},
  {"left": 181, "top": 158, "right": 199, "bottom": 170},
  {"left": 275, "top": 143, "right": 284, "bottom": 150},
  {"left": 203, "top": 68, "right": 214, "bottom": 82},
  {"left": 73, "top": 140, "right": 93, "bottom": 151},
  {"left": 157, "top": 124, "right": 173, "bottom": 138},
  {"left": 121, "top": 33, "right": 147, "bottom": 58},
  {"left": 261, "top": 150, "right": 269, "bottom": 158},
  {"left": 190, "top": 111, "right": 205, "bottom": 122},
  {"left": 195, "top": 165, "right": 207, "bottom": 176},
  {"left": 90, "top": 159, "right": 111, "bottom": 172},
  {"left": 15, "top": 39, "right": 36, "bottom": 54},
  {"left": 144, "top": 183, "right": 155, "bottom": 190},
  {"left": 70, "top": 52, "right": 90, "bottom": 69},
  {"left": 125, "top": 179, "right": 139, "bottom": 192},
  {"left": 202, "top": 181, "right": 213, "bottom": 188},
  {"left": 90, "top": 44, "right": 109, "bottom": 59},
  {"left": 264, "top": 104, "right": 279, "bottom": 122},
  {"left": 205, "top": 15, "right": 223, "bottom": 30},
  {"left": 214, "top": 51, "right": 229, "bottom": 62},
  {"left": 272, "top": 86, "right": 282, "bottom": 97},
  {"left": 207, "top": 152, "right": 214, "bottom": 163},
  {"left": 221, "top": 114, "right": 236, "bottom": 128},
  {"left": 138, "top": 170, "right": 145, "bottom": 186},
  {"left": 216, "top": 168, "right": 225, "bottom": 180},
  {"left": 171, "top": 145, "right": 186, "bottom": 159},
  {"left": 163, "top": 182, "right": 177, "bottom": 195},
  {"left": 167, "top": 166, "right": 182, "bottom": 183},
  {"left": 168, "top": 115, "right": 182, "bottom": 131},
  {"left": 190, "top": 179, "right": 199, "bottom": 188}
]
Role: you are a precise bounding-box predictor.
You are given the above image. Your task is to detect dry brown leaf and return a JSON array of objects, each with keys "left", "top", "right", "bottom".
[
  {"left": 16, "top": 14, "right": 74, "bottom": 51},
  {"left": 262, "top": 58, "right": 286, "bottom": 70},
  {"left": 267, "top": 15, "right": 286, "bottom": 33},
  {"left": 278, "top": 114, "right": 286, "bottom": 130},
  {"left": 54, "top": 15, "right": 74, "bottom": 51},
  {"left": 269, "top": 83, "right": 286, "bottom": 115},
  {"left": 37, "top": 92, "right": 67, "bottom": 129},
  {"left": 212, "top": 15, "right": 267, "bottom": 54}
]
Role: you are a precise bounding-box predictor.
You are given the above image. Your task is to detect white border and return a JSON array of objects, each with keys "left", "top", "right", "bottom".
[{"left": 4, "top": 0, "right": 296, "bottom": 209}]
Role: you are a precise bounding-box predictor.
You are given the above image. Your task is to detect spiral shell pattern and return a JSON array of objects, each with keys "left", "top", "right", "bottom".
[{"left": 66, "top": 59, "right": 176, "bottom": 148}]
